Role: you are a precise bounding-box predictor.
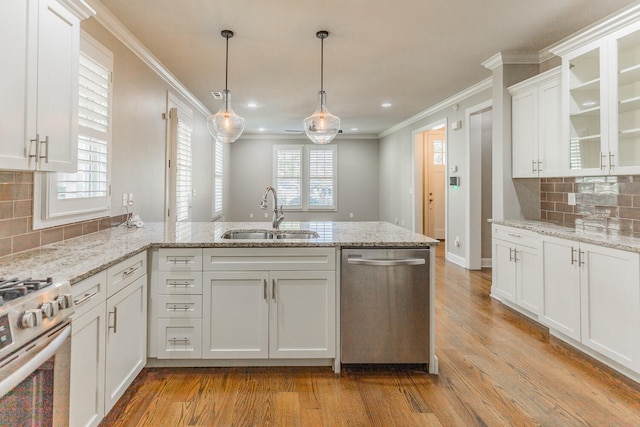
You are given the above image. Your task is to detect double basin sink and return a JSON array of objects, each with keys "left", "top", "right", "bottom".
[{"left": 222, "top": 229, "right": 319, "bottom": 240}]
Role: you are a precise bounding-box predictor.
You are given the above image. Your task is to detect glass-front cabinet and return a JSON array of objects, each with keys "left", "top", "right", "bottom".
[{"left": 554, "top": 18, "right": 640, "bottom": 176}]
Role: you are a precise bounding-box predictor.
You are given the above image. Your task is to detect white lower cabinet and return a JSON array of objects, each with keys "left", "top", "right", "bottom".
[
  {"left": 491, "top": 225, "right": 541, "bottom": 316},
  {"left": 104, "top": 273, "right": 147, "bottom": 412},
  {"left": 200, "top": 247, "right": 336, "bottom": 360},
  {"left": 542, "top": 235, "right": 640, "bottom": 372},
  {"left": 69, "top": 271, "right": 107, "bottom": 427},
  {"left": 202, "top": 269, "right": 335, "bottom": 359}
]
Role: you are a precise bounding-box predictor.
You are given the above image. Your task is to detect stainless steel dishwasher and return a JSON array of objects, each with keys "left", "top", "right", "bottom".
[{"left": 341, "top": 247, "right": 435, "bottom": 369}]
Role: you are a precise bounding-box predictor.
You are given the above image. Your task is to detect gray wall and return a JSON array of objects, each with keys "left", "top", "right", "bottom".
[
  {"left": 379, "top": 88, "right": 492, "bottom": 265},
  {"left": 226, "top": 137, "right": 379, "bottom": 222},
  {"left": 82, "top": 18, "right": 216, "bottom": 222}
]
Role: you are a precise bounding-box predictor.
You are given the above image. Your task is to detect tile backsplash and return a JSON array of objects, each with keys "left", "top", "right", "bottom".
[
  {"left": 540, "top": 176, "right": 640, "bottom": 236},
  {"left": 0, "top": 171, "right": 125, "bottom": 257}
]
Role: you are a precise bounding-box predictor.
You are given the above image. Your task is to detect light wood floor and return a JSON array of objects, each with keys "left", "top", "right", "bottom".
[{"left": 101, "top": 244, "right": 640, "bottom": 426}]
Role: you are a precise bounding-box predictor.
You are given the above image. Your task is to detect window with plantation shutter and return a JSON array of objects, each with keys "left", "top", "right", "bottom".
[
  {"left": 34, "top": 32, "right": 113, "bottom": 229},
  {"left": 213, "top": 141, "right": 224, "bottom": 216},
  {"left": 273, "top": 145, "right": 337, "bottom": 211},
  {"left": 175, "top": 117, "right": 193, "bottom": 222}
]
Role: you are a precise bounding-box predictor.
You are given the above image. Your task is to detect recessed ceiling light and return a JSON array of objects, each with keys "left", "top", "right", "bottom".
[
  {"left": 258, "top": 127, "right": 266, "bottom": 132},
  {"left": 247, "top": 102, "right": 258, "bottom": 108},
  {"left": 381, "top": 102, "right": 392, "bottom": 108}
]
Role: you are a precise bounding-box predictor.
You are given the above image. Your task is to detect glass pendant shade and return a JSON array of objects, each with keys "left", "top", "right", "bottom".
[
  {"left": 207, "top": 90, "right": 245, "bottom": 143},
  {"left": 304, "top": 91, "right": 341, "bottom": 144}
]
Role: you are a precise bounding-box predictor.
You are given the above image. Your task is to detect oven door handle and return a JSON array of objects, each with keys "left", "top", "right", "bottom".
[{"left": 0, "top": 324, "right": 71, "bottom": 398}]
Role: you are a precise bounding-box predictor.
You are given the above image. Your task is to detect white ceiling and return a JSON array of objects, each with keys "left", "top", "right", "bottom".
[{"left": 98, "top": 0, "right": 639, "bottom": 137}]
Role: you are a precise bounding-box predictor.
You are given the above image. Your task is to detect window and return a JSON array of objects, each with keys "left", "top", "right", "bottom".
[
  {"left": 166, "top": 94, "right": 193, "bottom": 223},
  {"left": 34, "top": 32, "right": 113, "bottom": 229},
  {"left": 213, "top": 141, "right": 224, "bottom": 218},
  {"left": 273, "top": 145, "right": 337, "bottom": 211}
]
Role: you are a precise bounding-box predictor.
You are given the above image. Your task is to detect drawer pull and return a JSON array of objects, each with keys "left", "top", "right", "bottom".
[
  {"left": 168, "top": 281, "right": 192, "bottom": 287},
  {"left": 167, "top": 305, "right": 193, "bottom": 312},
  {"left": 123, "top": 265, "right": 140, "bottom": 277},
  {"left": 108, "top": 307, "right": 118, "bottom": 333},
  {"left": 168, "top": 338, "right": 190, "bottom": 344},
  {"left": 73, "top": 291, "right": 99, "bottom": 306},
  {"left": 507, "top": 233, "right": 521, "bottom": 238},
  {"left": 167, "top": 257, "right": 193, "bottom": 264}
]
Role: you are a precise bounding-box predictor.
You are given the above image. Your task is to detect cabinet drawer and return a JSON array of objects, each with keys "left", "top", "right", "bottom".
[
  {"left": 493, "top": 225, "right": 539, "bottom": 248},
  {"left": 155, "top": 272, "right": 203, "bottom": 295},
  {"left": 107, "top": 251, "right": 147, "bottom": 297},
  {"left": 157, "top": 295, "right": 202, "bottom": 318},
  {"left": 157, "top": 248, "right": 203, "bottom": 272},
  {"left": 203, "top": 248, "right": 336, "bottom": 271},
  {"left": 70, "top": 270, "right": 107, "bottom": 319},
  {"left": 156, "top": 319, "right": 202, "bottom": 359}
]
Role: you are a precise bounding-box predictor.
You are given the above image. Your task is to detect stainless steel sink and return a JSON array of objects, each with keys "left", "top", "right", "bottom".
[
  {"left": 221, "top": 229, "right": 319, "bottom": 240},
  {"left": 221, "top": 230, "right": 274, "bottom": 239},
  {"left": 275, "top": 231, "right": 319, "bottom": 239}
]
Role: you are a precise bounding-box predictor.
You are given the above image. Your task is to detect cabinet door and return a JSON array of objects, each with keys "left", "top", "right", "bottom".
[
  {"left": 202, "top": 271, "right": 269, "bottom": 359},
  {"left": 0, "top": 0, "right": 36, "bottom": 170},
  {"left": 34, "top": 0, "right": 80, "bottom": 172},
  {"left": 541, "top": 237, "right": 581, "bottom": 340},
  {"left": 69, "top": 303, "right": 106, "bottom": 427},
  {"left": 538, "top": 78, "right": 565, "bottom": 176},
  {"left": 105, "top": 275, "right": 147, "bottom": 413},
  {"left": 515, "top": 244, "right": 541, "bottom": 315},
  {"left": 269, "top": 271, "right": 336, "bottom": 359},
  {"left": 492, "top": 239, "right": 516, "bottom": 302},
  {"left": 512, "top": 90, "right": 538, "bottom": 177},
  {"left": 581, "top": 243, "right": 640, "bottom": 371}
]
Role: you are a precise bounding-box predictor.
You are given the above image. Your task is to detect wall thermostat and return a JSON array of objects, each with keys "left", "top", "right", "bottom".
[{"left": 449, "top": 176, "right": 460, "bottom": 186}]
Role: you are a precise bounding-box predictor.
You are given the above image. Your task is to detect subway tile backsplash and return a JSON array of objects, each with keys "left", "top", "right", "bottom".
[
  {"left": 540, "top": 175, "right": 640, "bottom": 236},
  {"left": 0, "top": 171, "right": 126, "bottom": 257}
]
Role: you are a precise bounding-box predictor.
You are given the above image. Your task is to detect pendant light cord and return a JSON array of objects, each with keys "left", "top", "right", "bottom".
[
  {"left": 225, "top": 34, "right": 229, "bottom": 92},
  {"left": 320, "top": 35, "right": 324, "bottom": 93}
]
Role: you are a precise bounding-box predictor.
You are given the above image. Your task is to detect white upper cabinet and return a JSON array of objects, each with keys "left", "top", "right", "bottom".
[
  {"left": 0, "top": 0, "right": 93, "bottom": 172},
  {"left": 510, "top": 67, "right": 563, "bottom": 177},
  {"left": 552, "top": 13, "right": 640, "bottom": 176}
]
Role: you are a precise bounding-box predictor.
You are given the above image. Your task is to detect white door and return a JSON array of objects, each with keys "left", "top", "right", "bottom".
[
  {"left": 202, "top": 271, "right": 269, "bottom": 359},
  {"left": 104, "top": 276, "right": 147, "bottom": 413},
  {"left": 541, "top": 237, "right": 581, "bottom": 340},
  {"left": 269, "top": 271, "right": 335, "bottom": 359},
  {"left": 423, "top": 128, "right": 445, "bottom": 239}
]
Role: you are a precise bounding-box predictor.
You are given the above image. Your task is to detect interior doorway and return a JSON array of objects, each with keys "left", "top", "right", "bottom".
[{"left": 423, "top": 128, "right": 446, "bottom": 239}]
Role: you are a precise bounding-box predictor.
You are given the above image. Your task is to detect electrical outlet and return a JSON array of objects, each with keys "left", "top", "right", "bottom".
[
  {"left": 349, "top": 212, "right": 354, "bottom": 218},
  {"left": 121, "top": 193, "right": 128, "bottom": 207},
  {"left": 128, "top": 193, "right": 134, "bottom": 206},
  {"left": 249, "top": 213, "right": 254, "bottom": 218},
  {"left": 568, "top": 193, "right": 576, "bottom": 206},
  {"left": 264, "top": 212, "right": 268, "bottom": 218},
  {"left": 455, "top": 237, "right": 461, "bottom": 247}
]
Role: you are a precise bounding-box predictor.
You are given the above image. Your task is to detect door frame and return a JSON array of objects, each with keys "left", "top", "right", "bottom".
[
  {"left": 465, "top": 100, "right": 492, "bottom": 269},
  {"left": 412, "top": 119, "right": 447, "bottom": 238}
]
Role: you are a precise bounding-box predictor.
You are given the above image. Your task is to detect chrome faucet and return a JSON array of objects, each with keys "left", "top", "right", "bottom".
[{"left": 261, "top": 186, "right": 284, "bottom": 229}]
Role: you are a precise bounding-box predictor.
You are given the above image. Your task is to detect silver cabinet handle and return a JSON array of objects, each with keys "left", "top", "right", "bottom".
[
  {"left": 123, "top": 265, "right": 140, "bottom": 277},
  {"left": 571, "top": 247, "right": 577, "bottom": 265},
  {"left": 609, "top": 152, "right": 615, "bottom": 169},
  {"left": 168, "top": 281, "right": 191, "bottom": 287},
  {"left": 108, "top": 307, "right": 118, "bottom": 333},
  {"left": 167, "top": 257, "right": 192, "bottom": 264},
  {"left": 347, "top": 258, "right": 426, "bottom": 267},
  {"left": 509, "top": 248, "right": 514, "bottom": 262},
  {"left": 578, "top": 250, "right": 585, "bottom": 266},
  {"left": 167, "top": 304, "right": 192, "bottom": 312},
  {"left": 40, "top": 136, "right": 49, "bottom": 163},
  {"left": 168, "top": 338, "right": 190, "bottom": 344},
  {"left": 272, "top": 279, "right": 276, "bottom": 301},
  {"left": 263, "top": 279, "right": 267, "bottom": 300},
  {"left": 507, "top": 233, "right": 521, "bottom": 238},
  {"left": 29, "top": 134, "right": 40, "bottom": 160},
  {"left": 600, "top": 152, "right": 606, "bottom": 170},
  {"left": 532, "top": 159, "right": 536, "bottom": 173},
  {"left": 73, "top": 291, "right": 99, "bottom": 306}
]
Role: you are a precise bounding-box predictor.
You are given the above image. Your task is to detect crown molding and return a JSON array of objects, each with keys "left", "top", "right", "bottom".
[
  {"left": 508, "top": 66, "right": 561, "bottom": 95},
  {"left": 549, "top": 2, "right": 640, "bottom": 56},
  {"left": 59, "top": 0, "right": 95, "bottom": 19},
  {"left": 238, "top": 133, "right": 379, "bottom": 141},
  {"left": 84, "top": 0, "right": 211, "bottom": 117},
  {"left": 482, "top": 51, "right": 542, "bottom": 71},
  {"left": 378, "top": 77, "right": 493, "bottom": 139}
]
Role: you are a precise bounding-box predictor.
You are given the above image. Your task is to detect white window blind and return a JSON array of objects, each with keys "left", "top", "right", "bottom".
[
  {"left": 308, "top": 147, "right": 336, "bottom": 208},
  {"left": 275, "top": 146, "right": 303, "bottom": 209},
  {"left": 213, "top": 141, "right": 224, "bottom": 215},
  {"left": 273, "top": 145, "right": 337, "bottom": 211},
  {"left": 175, "top": 116, "right": 193, "bottom": 222},
  {"left": 57, "top": 52, "right": 110, "bottom": 200}
]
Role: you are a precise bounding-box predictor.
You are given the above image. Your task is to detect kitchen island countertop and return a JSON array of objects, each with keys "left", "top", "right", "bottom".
[{"left": 0, "top": 221, "right": 439, "bottom": 286}]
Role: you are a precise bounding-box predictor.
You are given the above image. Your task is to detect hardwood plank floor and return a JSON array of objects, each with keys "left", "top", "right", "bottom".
[{"left": 101, "top": 244, "right": 640, "bottom": 426}]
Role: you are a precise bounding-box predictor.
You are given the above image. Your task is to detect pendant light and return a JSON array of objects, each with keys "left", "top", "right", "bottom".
[
  {"left": 304, "top": 30, "right": 340, "bottom": 144},
  {"left": 207, "top": 30, "right": 245, "bottom": 143}
]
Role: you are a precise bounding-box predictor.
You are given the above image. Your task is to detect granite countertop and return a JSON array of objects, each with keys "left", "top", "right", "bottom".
[
  {"left": 0, "top": 221, "right": 439, "bottom": 285},
  {"left": 492, "top": 219, "right": 640, "bottom": 254}
]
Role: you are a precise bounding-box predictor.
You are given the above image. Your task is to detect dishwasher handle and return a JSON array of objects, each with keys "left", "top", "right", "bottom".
[{"left": 347, "top": 257, "right": 425, "bottom": 267}]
